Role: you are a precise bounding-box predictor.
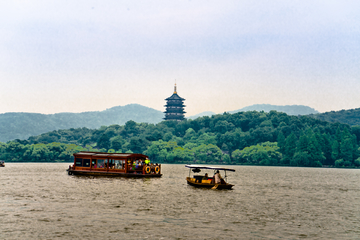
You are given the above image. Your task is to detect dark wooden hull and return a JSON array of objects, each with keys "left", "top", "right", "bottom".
[
  {"left": 67, "top": 169, "right": 162, "bottom": 178},
  {"left": 186, "top": 177, "right": 234, "bottom": 189}
]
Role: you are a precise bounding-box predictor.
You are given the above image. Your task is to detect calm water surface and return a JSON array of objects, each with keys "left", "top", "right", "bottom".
[{"left": 0, "top": 163, "right": 359, "bottom": 239}]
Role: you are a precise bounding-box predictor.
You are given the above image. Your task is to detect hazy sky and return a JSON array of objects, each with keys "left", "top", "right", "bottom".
[{"left": 1, "top": 1, "right": 359, "bottom": 116}]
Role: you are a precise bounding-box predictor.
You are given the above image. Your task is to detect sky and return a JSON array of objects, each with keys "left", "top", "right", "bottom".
[{"left": 1, "top": 1, "right": 360, "bottom": 117}]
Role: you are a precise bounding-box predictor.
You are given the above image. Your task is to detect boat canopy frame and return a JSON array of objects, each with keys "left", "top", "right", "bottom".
[{"left": 185, "top": 164, "right": 235, "bottom": 172}]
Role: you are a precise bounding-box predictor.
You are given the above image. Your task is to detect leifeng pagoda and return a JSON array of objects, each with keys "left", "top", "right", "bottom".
[{"left": 164, "top": 84, "right": 186, "bottom": 121}]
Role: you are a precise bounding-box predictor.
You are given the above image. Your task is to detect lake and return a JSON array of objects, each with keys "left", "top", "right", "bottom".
[{"left": 0, "top": 163, "right": 359, "bottom": 239}]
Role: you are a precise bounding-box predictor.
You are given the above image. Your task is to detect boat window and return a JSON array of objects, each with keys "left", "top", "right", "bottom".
[
  {"left": 83, "top": 159, "right": 90, "bottom": 167},
  {"left": 97, "top": 159, "right": 105, "bottom": 168},
  {"left": 114, "top": 160, "right": 124, "bottom": 169},
  {"left": 108, "top": 159, "right": 116, "bottom": 169},
  {"left": 75, "top": 158, "right": 83, "bottom": 167}
]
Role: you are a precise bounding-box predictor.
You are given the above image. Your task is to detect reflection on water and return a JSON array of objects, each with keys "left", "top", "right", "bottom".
[{"left": 0, "top": 163, "right": 359, "bottom": 239}]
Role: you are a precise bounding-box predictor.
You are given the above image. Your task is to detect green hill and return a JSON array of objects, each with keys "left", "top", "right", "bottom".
[
  {"left": 0, "top": 104, "right": 164, "bottom": 142},
  {"left": 3, "top": 110, "right": 360, "bottom": 168},
  {"left": 2, "top": 103, "right": 359, "bottom": 143}
]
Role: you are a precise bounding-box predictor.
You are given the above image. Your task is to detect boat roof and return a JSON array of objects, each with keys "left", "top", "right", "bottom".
[
  {"left": 185, "top": 164, "right": 235, "bottom": 172},
  {"left": 73, "top": 151, "right": 148, "bottom": 159}
]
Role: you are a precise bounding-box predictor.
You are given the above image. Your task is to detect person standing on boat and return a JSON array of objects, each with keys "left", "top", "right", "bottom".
[
  {"left": 145, "top": 158, "right": 150, "bottom": 165},
  {"left": 214, "top": 170, "right": 222, "bottom": 184}
]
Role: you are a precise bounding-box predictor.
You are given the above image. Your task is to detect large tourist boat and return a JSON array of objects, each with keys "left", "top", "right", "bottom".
[
  {"left": 0, "top": 160, "right": 5, "bottom": 167},
  {"left": 185, "top": 165, "right": 235, "bottom": 189},
  {"left": 67, "top": 151, "right": 162, "bottom": 177}
]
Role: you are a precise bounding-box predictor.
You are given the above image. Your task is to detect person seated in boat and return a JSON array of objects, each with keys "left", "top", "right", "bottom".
[
  {"left": 214, "top": 170, "right": 222, "bottom": 184},
  {"left": 145, "top": 158, "right": 150, "bottom": 165},
  {"left": 136, "top": 161, "right": 141, "bottom": 170},
  {"left": 132, "top": 161, "right": 136, "bottom": 171},
  {"left": 202, "top": 173, "right": 209, "bottom": 180}
]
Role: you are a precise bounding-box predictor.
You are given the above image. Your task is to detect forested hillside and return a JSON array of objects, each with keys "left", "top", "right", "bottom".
[
  {"left": 0, "top": 104, "right": 164, "bottom": 142},
  {"left": 0, "top": 103, "right": 330, "bottom": 143},
  {"left": 308, "top": 108, "right": 360, "bottom": 126},
  {"left": 2, "top": 110, "right": 360, "bottom": 168}
]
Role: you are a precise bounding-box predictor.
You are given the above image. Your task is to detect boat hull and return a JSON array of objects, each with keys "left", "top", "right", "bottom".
[
  {"left": 186, "top": 177, "right": 234, "bottom": 189},
  {"left": 67, "top": 169, "right": 162, "bottom": 178}
]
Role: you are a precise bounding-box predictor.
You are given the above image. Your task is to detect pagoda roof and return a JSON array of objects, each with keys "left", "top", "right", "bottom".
[
  {"left": 164, "top": 109, "right": 186, "bottom": 114},
  {"left": 164, "top": 103, "right": 186, "bottom": 107},
  {"left": 165, "top": 93, "right": 185, "bottom": 101}
]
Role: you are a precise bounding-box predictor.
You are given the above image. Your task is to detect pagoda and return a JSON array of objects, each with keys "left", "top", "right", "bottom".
[{"left": 164, "top": 84, "right": 186, "bottom": 121}]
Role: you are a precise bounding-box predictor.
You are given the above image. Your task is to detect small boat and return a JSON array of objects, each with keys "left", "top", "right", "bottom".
[
  {"left": 67, "top": 151, "right": 162, "bottom": 178},
  {"left": 185, "top": 164, "right": 235, "bottom": 189},
  {"left": 0, "top": 160, "right": 4, "bottom": 167}
]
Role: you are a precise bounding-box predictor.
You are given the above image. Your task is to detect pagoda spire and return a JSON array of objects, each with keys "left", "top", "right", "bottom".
[{"left": 174, "top": 81, "right": 177, "bottom": 94}]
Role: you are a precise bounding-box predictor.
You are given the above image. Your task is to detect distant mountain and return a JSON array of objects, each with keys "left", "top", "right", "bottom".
[
  {"left": 230, "top": 104, "right": 319, "bottom": 115},
  {"left": 0, "top": 104, "right": 164, "bottom": 142},
  {"left": 187, "top": 111, "right": 216, "bottom": 120},
  {"left": 308, "top": 108, "right": 360, "bottom": 126}
]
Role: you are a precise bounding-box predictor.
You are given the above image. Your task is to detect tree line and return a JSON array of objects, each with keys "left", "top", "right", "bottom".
[
  {"left": 1, "top": 110, "right": 360, "bottom": 168},
  {"left": 309, "top": 108, "right": 360, "bottom": 126}
]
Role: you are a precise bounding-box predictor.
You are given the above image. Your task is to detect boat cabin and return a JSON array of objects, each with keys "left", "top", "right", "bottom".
[{"left": 67, "top": 151, "right": 161, "bottom": 177}]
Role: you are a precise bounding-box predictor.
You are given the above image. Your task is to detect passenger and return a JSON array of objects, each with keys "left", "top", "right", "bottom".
[
  {"left": 145, "top": 158, "right": 150, "bottom": 165},
  {"left": 214, "top": 170, "right": 222, "bottom": 184},
  {"left": 202, "top": 173, "right": 209, "bottom": 180}
]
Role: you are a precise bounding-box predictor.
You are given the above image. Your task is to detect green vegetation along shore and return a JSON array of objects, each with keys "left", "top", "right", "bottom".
[{"left": 1, "top": 111, "right": 360, "bottom": 168}]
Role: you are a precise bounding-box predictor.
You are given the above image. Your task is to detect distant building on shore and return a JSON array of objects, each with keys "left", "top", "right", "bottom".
[{"left": 164, "top": 84, "right": 186, "bottom": 121}]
